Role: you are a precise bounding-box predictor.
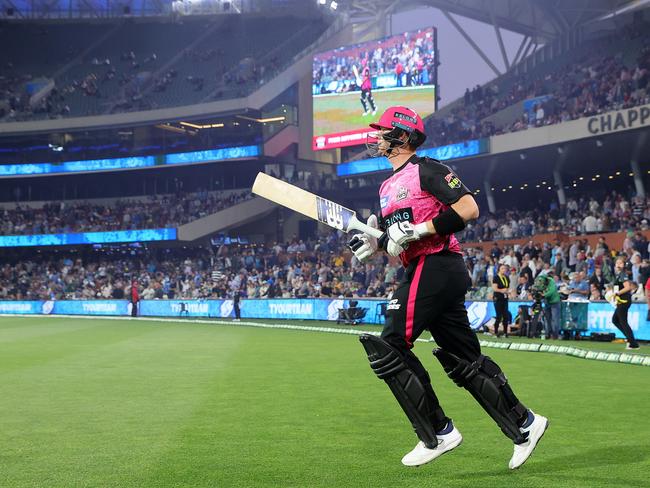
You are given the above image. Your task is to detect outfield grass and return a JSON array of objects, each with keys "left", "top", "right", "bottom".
[
  {"left": 313, "top": 86, "right": 436, "bottom": 137},
  {"left": 1, "top": 317, "right": 648, "bottom": 488}
]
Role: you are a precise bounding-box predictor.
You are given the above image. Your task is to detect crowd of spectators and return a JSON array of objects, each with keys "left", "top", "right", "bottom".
[
  {"left": 0, "top": 189, "right": 251, "bottom": 236},
  {"left": 464, "top": 192, "right": 650, "bottom": 242},
  {"left": 424, "top": 23, "right": 650, "bottom": 147},
  {"left": 464, "top": 234, "right": 650, "bottom": 303},
  {"left": 0, "top": 231, "right": 402, "bottom": 302},
  {"left": 1, "top": 219, "right": 648, "bottom": 305},
  {"left": 313, "top": 28, "right": 436, "bottom": 94}
]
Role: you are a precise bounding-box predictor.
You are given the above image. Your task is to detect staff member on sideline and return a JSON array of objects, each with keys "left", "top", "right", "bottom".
[
  {"left": 130, "top": 279, "right": 139, "bottom": 317},
  {"left": 492, "top": 264, "right": 511, "bottom": 337},
  {"left": 611, "top": 257, "right": 640, "bottom": 349}
]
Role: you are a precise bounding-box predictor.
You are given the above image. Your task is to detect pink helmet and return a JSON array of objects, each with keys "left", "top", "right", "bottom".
[
  {"left": 369, "top": 106, "right": 427, "bottom": 148},
  {"left": 369, "top": 106, "right": 425, "bottom": 134}
]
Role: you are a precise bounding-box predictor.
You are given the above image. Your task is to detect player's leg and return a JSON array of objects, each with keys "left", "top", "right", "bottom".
[
  {"left": 360, "top": 90, "right": 369, "bottom": 115},
  {"left": 360, "top": 255, "right": 461, "bottom": 466},
  {"left": 428, "top": 255, "right": 548, "bottom": 469},
  {"left": 368, "top": 91, "right": 377, "bottom": 114}
]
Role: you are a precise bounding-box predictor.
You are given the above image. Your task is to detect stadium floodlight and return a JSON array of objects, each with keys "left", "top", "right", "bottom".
[
  {"left": 330, "top": 1, "right": 338, "bottom": 10},
  {"left": 318, "top": 0, "right": 326, "bottom": 4}
]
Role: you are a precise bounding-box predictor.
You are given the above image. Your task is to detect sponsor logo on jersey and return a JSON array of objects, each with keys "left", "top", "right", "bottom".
[
  {"left": 382, "top": 207, "right": 413, "bottom": 228},
  {"left": 380, "top": 195, "right": 390, "bottom": 209},
  {"left": 396, "top": 186, "right": 409, "bottom": 201},
  {"left": 445, "top": 172, "right": 461, "bottom": 189}
]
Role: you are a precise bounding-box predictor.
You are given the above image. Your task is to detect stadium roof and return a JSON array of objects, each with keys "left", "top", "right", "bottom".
[{"left": 345, "top": 0, "right": 650, "bottom": 42}]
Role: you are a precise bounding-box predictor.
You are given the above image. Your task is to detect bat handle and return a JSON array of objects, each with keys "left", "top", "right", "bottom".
[{"left": 348, "top": 216, "right": 384, "bottom": 239}]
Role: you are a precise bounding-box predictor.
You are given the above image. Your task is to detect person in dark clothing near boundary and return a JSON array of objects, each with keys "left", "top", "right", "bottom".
[
  {"left": 492, "top": 264, "right": 511, "bottom": 337},
  {"left": 130, "top": 280, "right": 139, "bottom": 317}
]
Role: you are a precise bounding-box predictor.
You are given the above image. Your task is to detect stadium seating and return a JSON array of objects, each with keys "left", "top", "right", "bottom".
[
  {"left": 424, "top": 23, "right": 650, "bottom": 147},
  {"left": 0, "top": 15, "right": 329, "bottom": 120},
  {"left": 0, "top": 189, "right": 252, "bottom": 235}
]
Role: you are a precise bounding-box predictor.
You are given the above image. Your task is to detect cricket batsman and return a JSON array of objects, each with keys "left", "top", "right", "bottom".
[
  {"left": 348, "top": 106, "right": 549, "bottom": 469},
  {"left": 359, "top": 67, "right": 377, "bottom": 116}
]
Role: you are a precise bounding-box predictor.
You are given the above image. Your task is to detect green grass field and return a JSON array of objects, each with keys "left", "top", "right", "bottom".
[
  {"left": 1, "top": 316, "right": 649, "bottom": 488},
  {"left": 313, "top": 86, "right": 436, "bottom": 137}
]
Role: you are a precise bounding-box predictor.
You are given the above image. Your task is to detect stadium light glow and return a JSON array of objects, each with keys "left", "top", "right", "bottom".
[{"left": 330, "top": 1, "right": 338, "bottom": 10}]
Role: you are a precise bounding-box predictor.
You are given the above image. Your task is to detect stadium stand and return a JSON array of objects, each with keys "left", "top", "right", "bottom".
[
  {"left": 423, "top": 22, "right": 650, "bottom": 147},
  {"left": 464, "top": 193, "right": 650, "bottom": 242},
  {"left": 0, "top": 189, "right": 251, "bottom": 235},
  {"left": 0, "top": 15, "right": 329, "bottom": 120},
  {"left": 1, "top": 216, "right": 648, "bottom": 302}
]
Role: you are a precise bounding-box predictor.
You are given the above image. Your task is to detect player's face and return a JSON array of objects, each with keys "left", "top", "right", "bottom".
[{"left": 376, "top": 130, "right": 392, "bottom": 155}]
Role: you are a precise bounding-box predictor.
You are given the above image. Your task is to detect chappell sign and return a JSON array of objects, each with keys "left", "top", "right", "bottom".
[{"left": 587, "top": 103, "right": 650, "bottom": 135}]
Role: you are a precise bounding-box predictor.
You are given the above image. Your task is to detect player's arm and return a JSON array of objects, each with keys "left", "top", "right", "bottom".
[{"left": 420, "top": 194, "right": 479, "bottom": 235}]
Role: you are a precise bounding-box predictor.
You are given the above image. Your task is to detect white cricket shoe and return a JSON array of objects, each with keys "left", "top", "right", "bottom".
[
  {"left": 509, "top": 411, "right": 549, "bottom": 470},
  {"left": 401, "top": 425, "right": 463, "bottom": 467}
]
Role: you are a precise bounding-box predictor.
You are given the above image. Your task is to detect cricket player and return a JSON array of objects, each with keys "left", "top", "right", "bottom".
[
  {"left": 349, "top": 106, "right": 548, "bottom": 469},
  {"left": 359, "top": 67, "right": 377, "bottom": 116}
]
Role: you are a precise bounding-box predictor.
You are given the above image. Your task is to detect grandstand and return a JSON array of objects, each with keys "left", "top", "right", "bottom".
[
  {"left": 1, "top": 15, "right": 329, "bottom": 119},
  {"left": 1, "top": 1, "right": 650, "bottom": 486}
]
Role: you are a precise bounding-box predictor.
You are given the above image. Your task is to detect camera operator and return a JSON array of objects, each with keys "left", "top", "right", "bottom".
[{"left": 534, "top": 271, "right": 561, "bottom": 339}]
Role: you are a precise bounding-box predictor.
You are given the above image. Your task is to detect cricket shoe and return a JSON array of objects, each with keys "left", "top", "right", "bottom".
[
  {"left": 401, "top": 423, "right": 462, "bottom": 467},
  {"left": 509, "top": 411, "right": 549, "bottom": 470}
]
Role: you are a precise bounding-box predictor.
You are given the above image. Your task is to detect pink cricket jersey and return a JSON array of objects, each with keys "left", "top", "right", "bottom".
[{"left": 379, "top": 155, "right": 471, "bottom": 267}]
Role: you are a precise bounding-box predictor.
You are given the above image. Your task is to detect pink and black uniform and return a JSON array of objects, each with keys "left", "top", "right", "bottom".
[
  {"left": 379, "top": 155, "right": 468, "bottom": 267},
  {"left": 379, "top": 154, "right": 480, "bottom": 359},
  {"left": 359, "top": 106, "right": 534, "bottom": 452},
  {"left": 359, "top": 67, "right": 376, "bottom": 114}
]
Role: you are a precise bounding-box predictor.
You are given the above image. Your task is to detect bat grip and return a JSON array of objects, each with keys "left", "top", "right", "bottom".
[{"left": 349, "top": 218, "right": 384, "bottom": 239}]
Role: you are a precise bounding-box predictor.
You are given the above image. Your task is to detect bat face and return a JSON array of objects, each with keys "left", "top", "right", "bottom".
[
  {"left": 315, "top": 196, "right": 356, "bottom": 232},
  {"left": 252, "top": 172, "right": 382, "bottom": 238}
]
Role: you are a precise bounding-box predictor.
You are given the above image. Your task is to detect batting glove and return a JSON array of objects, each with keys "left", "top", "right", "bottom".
[
  {"left": 378, "top": 232, "right": 406, "bottom": 257},
  {"left": 385, "top": 221, "right": 430, "bottom": 248},
  {"left": 348, "top": 215, "right": 379, "bottom": 263}
]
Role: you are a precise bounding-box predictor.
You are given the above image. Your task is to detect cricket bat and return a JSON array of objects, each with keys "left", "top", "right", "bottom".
[
  {"left": 252, "top": 172, "right": 383, "bottom": 239},
  {"left": 352, "top": 65, "right": 362, "bottom": 86}
]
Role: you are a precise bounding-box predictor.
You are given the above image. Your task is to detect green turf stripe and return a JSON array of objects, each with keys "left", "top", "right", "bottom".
[{"left": 4, "top": 314, "right": 649, "bottom": 367}]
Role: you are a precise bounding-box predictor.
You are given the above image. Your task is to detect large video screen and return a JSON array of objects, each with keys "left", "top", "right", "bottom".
[{"left": 312, "top": 27, "right": 437, "bottom": 151}]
